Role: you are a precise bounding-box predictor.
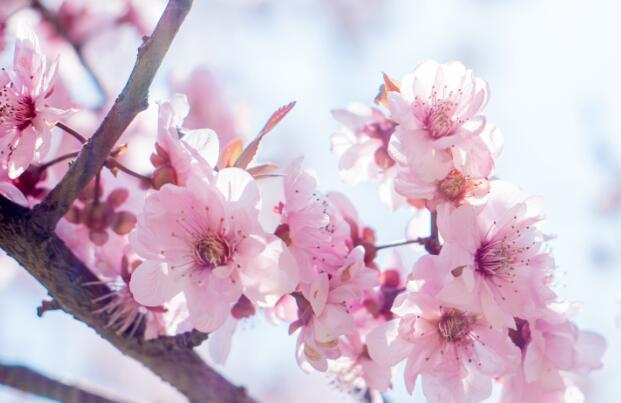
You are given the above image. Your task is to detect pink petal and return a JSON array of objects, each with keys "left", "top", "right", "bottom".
[
  {"left": 129, "top": 260, "right": 182, "bottom": 307},
  {"left": 216, "top": 167, "right": 260, "bottom": 208},
  {"left": 366, "top": 319, "right": 414, "bottom": 367}
]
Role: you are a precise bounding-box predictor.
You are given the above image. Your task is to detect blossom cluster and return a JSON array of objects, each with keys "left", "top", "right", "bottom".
[{"left": 0, "top": 5, "right": 606, "bottom": 402}]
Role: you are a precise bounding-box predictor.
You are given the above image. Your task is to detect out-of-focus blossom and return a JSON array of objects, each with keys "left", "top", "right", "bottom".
[
  {"left": 54, "top": 0, "right": 160, "bottom": 46},
  {"left": 0, "top": 31, "right": 74, "bottom": 178},
  {"left": 129, "top": 169, "right": 298, "bottom": 333},
  {"left": 170, "top": 68, "right": 244, "bottom": 147},
  {"left": 0, "top": 0, "right": 29, "bottom": 51}
]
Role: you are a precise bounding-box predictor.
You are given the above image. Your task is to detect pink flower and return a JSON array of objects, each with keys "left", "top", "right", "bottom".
[
  {"left": 389, "top": 123, "right": 501, "bottom": 207},
  {"left": 386, "top": 61, "right": 502, "bottom": 206},
  {"left": 331, "top": 104, "right": 404, "bottom": 210},
  {"left": 274, "top": 158, "right": 350, "bottom": 283},
  {"left": 151, "top": 94, "right": 220, "bottom": 189},
  {"left": 387, "top": 60, "right": 489, "bottom": 147},
  {"left": 436, "top": 181, "right": 556, "bottom": 329},
  {"left": 290, "top": 247, "right": 378, "bottom": 371},
  {"left": 366, "top": 290, "right": 520, "bottom": 403},
  {"left": 501, "top": 313, "right": 605, "bottom": 403},
  {"left": 129, "top": 168, "right": 298, "bottom": 332},
  {"left": 0, "top": 31, "right": 74, "bottom": 178}
]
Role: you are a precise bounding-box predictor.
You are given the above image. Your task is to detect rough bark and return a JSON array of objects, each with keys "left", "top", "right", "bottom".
[
  {"left": 0, "top": 362, "right": 121, "bottom": 403},
  {"left": 0, "top": 0, "right": 257, "bottom": 401},
  {"left": 0, "top": 196, "right": 254, "bottom": 403}
]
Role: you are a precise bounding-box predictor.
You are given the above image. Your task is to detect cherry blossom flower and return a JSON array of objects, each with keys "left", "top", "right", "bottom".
[
  {"left": 290, "top": 246, "right": 377, "bottom": 371},
  {"left": 151, "top": 94, "right": 220, "bottom": 189},
  {"left": 390, "top": 124, "right": 502, "bottom": 207},
  {"left": 501, "top": 313, "right": 605, "bottom": 403},
  {"left": 0, "top": 31, "right": 74, "bottom": 178},
  {"left": 51, "top": 0, "right": 159, "bottom": 46},
  {"left": 366, "top": 289, "right": 520, "bottom": 403},
  {"left": 331, "top": 104, "right": 404, "bottom": 210},
  {"left": 435, "top": 181, "right": 556, "bottom": 330},
  {"left": 385, "top": 61, "right": 502, "bottom": 207},
  {"left": 129, "top": 169, "right": 298, "bottom": 333},
  {"left": 387, "top": 60, "right": 489, "bottom": 147},
  {"left": 274, "top": 158, "right": 350, "bottom": 283}
]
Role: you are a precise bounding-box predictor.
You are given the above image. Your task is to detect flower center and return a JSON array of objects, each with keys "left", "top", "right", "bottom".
[
  {"left": 425, "top": 100, "right": 456, "bottom": 138},
  {"left": 437, "top": 309, "right": 471, "bottom": 342},
  {"left": 474, "top": 239, "right": 515, "bottom": 277},
  {"left": 194, "top": 232, "right": 231, "bottom": 269},
  {"left": 437, "top": 169, "right": 467, "bottom": 201},
  {"left": 0, "top": 89, "right": 36, "bottom": 131}
]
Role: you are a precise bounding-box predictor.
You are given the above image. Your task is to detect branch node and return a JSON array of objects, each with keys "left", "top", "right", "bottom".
[{"left": 36, "top": 299, "right": 61, "bottom": 317}]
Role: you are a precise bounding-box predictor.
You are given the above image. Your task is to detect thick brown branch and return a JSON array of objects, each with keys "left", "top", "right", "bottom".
[
  {"left": 0, "top": 362, "right": 120, "bottom": 403},
  {"left": 0, "top": 196, "right": 253, "bottom": 403},
  {"left": 32, "top": 0, "right": 192, "bottom": 231}
]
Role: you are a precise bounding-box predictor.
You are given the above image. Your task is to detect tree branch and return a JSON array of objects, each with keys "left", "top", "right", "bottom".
[
  {"left": 1, "top": 1, "right": 256, "bottom": 401},
  {"left": 32, "top": 0, "right": 192, "bottom": 232},
  {"left": 0, "top": 196, "right": 253, "bottom": 403},
  {"left": 0, "top": 362, "right": 120, "bottom": 403}
]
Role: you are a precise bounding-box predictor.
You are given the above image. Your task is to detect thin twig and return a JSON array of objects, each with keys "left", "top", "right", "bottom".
[
  {"left": 32, "top": 0, "right": 192, "bottom": 231},
  {"left": 375, "top": 237, "right": 427, "bottom": 251},
  {"left": 51, "top": 123, "right": 151, "bottom": 184},
  {"left": 38, "top": 151, "right": 80, "bottom": 171},
  {"left": 57, "top": 122, "right": 87, "bottom": 144},
  {"left": 105, "top": 159, "right": 153, "bottom": 185},
  {"left": 0, "top": 362, "right": 121, "bottom": 403}
]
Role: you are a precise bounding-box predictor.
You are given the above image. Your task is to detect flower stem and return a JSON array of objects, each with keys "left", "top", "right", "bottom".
[
  {"left": 38, "top": 151, "right": 80, "bottom": 171},
  {"left": 104, "top": 159, "right": 153, "bottom": 185},
  {"left": 375, "top": 237, "right": 427, "bottom": 250},
  {"left": 56, "top": 122, "right": 87, "bottom": 144}
]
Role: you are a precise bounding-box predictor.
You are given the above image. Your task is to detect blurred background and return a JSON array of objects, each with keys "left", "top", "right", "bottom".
[{"left": 1, "top": 0, "right": 621, "bottom": 401}]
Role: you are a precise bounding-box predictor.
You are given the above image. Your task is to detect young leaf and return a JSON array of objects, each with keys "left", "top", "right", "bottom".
[{"left": 234, "top": 101, "right": 296, "bottom": 169}]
